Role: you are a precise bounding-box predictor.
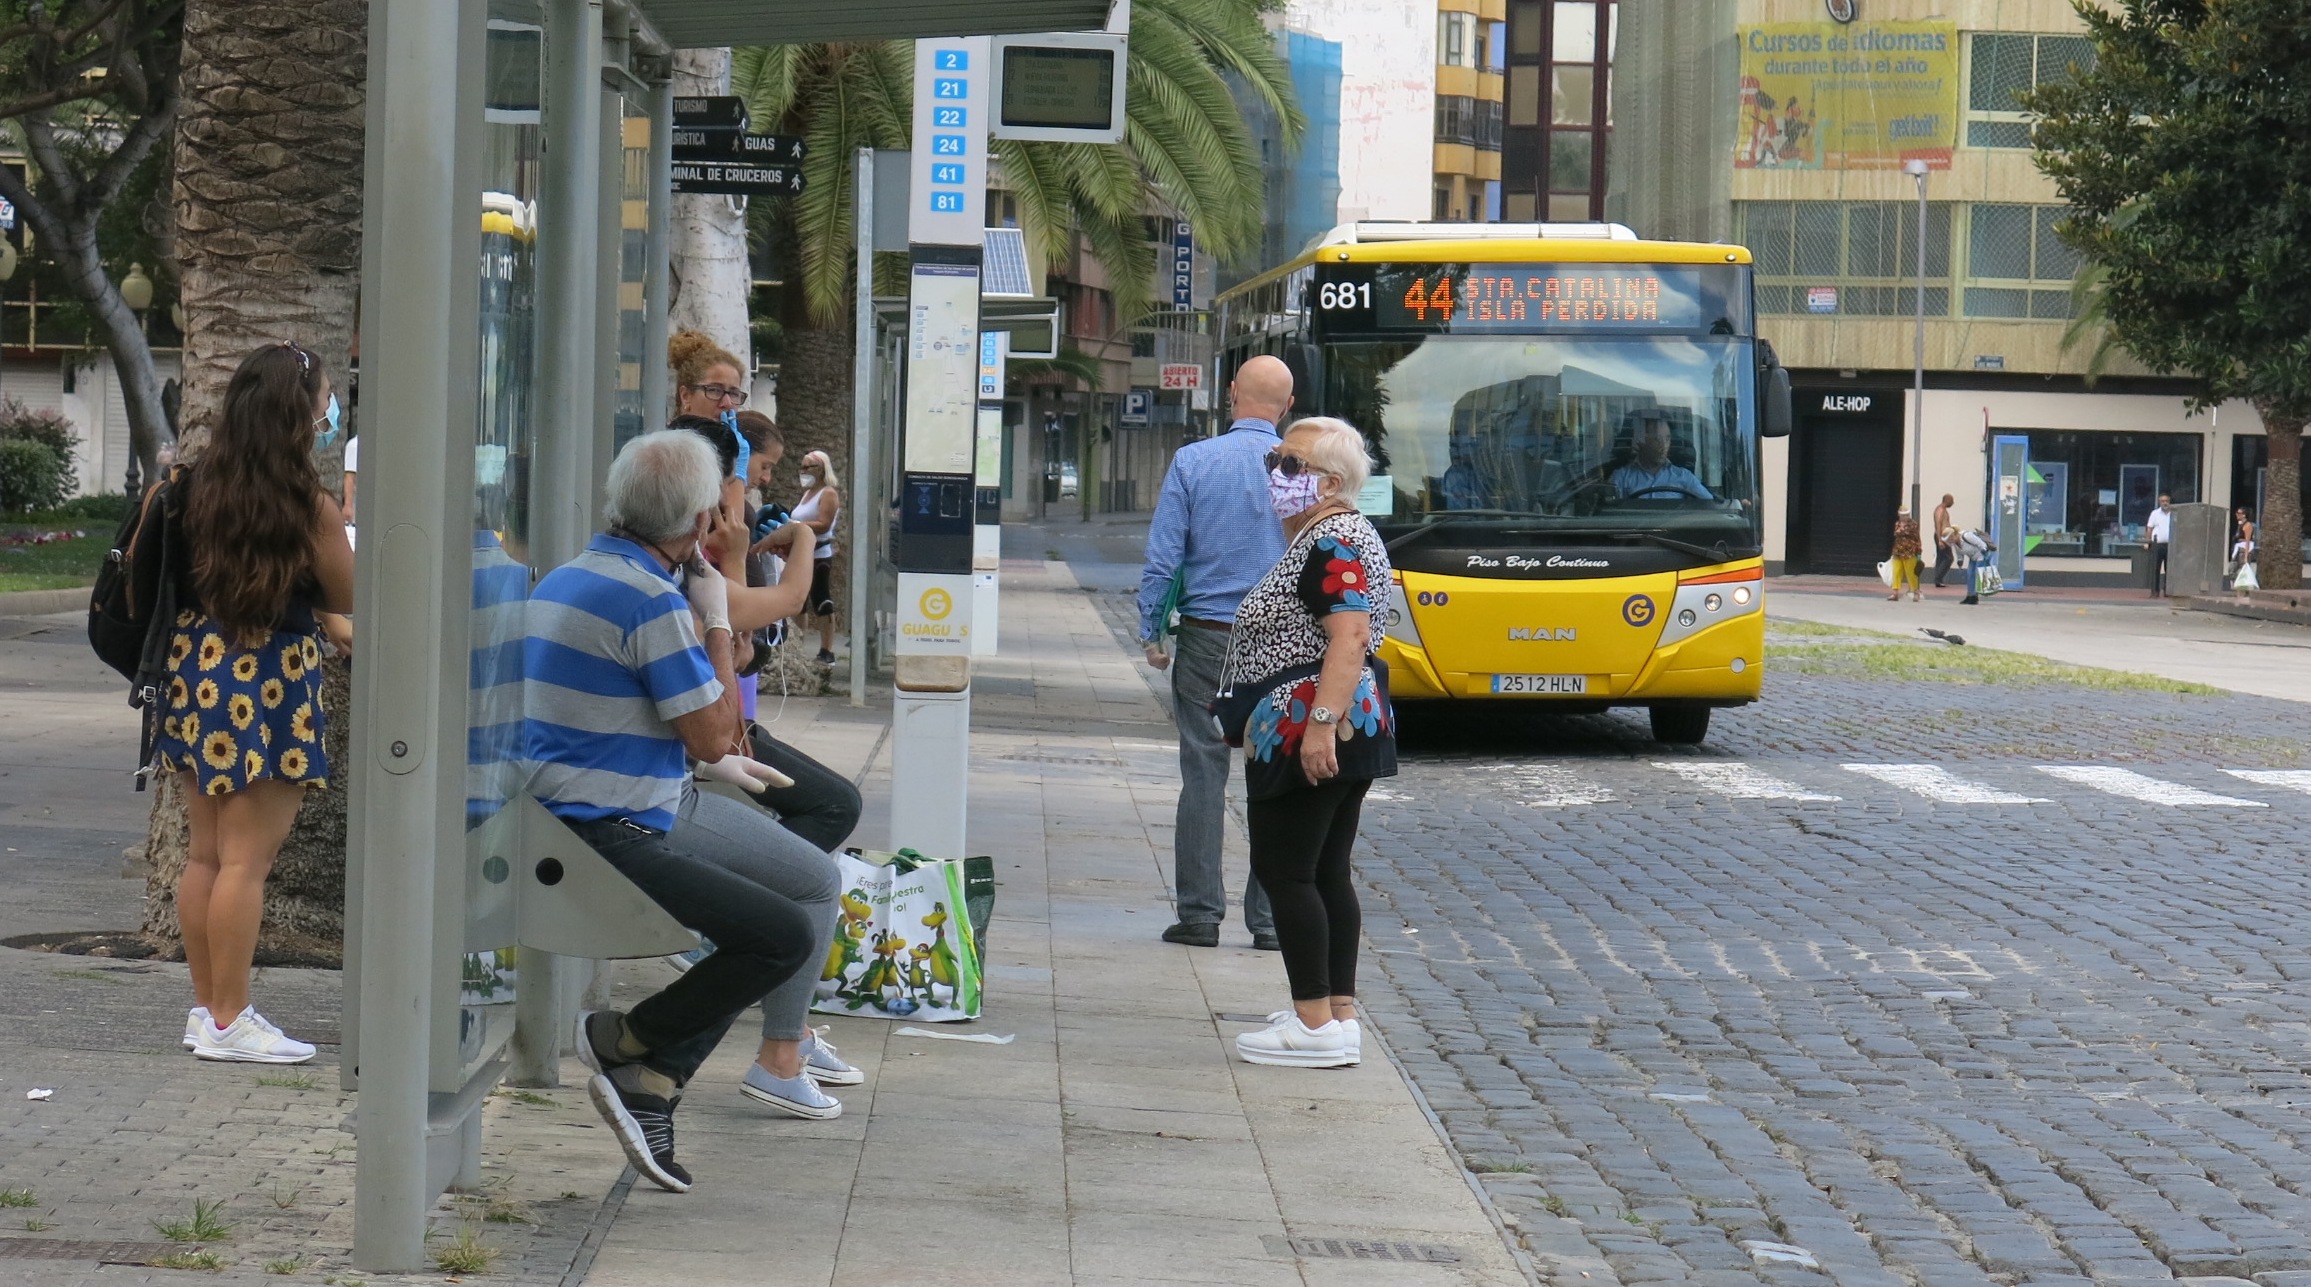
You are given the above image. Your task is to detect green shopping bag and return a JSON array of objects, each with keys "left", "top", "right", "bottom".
[{"left": 812, "top": 849, "right": 989, "bottom": 1021}]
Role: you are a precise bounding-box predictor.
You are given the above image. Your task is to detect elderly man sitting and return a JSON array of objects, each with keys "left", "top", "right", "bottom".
[{"left": 524, "top": 429, "right": 825, "bottom": 1193}]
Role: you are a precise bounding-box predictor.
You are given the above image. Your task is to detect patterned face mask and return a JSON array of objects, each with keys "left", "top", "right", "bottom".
[{"left": 1268, "top": 466, "right": 1322, "bottom": 519}]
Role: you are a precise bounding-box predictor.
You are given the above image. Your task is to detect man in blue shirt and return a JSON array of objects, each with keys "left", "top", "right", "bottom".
[
  {"left": 1138, "top": 354, "right": 1293, "bottom": 950},
  {"left": 1609, "top": 415, "right": 1713, "bottom": 501}
]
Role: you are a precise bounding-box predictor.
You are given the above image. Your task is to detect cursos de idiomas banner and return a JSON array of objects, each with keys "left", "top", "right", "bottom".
[{"left": 1735, "top": 20, "right": 1958, "bottom": 171}]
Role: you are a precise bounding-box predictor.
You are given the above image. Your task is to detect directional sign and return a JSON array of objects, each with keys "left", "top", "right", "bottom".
[
  {"left": 672, "top": 130, "right": 811, "bottom": 164},
  {"left": 670, "top": 160, "right": 806, "bottom": 196},
  {"left": 671, "top": 95, "right": 747, "bottom": 130}
]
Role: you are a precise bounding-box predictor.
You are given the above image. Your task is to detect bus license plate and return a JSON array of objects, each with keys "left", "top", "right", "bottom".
[{"left": 1492, "top": 673, "right": 1588, "bottom": 695}]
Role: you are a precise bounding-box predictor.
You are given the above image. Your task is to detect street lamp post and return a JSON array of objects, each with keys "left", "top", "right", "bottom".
[
  {"left": 120, "top": 263, "right": 154, "bottom": 495},
  {"left": 1903, "top": 158, "right": 1929, "bottom": 522}
]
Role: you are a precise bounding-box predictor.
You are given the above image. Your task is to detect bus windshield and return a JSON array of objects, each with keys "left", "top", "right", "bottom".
[{"left": 1324, "top": 334, "right": 1762, "bottom": 553}]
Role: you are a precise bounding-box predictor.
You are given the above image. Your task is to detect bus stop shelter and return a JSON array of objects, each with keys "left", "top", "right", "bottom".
[{"left": 348, "top": 0, "right": 1109, "bottom": 1268}]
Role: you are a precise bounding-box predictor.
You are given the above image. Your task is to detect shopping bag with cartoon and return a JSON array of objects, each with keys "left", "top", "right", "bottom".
[{"left": 812, "top": 848, "right": 991, "bottom": 1022}]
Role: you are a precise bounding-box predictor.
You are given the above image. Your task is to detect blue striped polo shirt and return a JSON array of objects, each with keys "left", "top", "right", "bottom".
[{"left": 523, "top": 533, "right": 721, "bottom": 831}]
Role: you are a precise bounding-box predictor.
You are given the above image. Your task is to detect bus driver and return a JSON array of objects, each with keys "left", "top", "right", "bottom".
[{"left": 1609, "top": 415, "right": 1713, "bottom": 502}]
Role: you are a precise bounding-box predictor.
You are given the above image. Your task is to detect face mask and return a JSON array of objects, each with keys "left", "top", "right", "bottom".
[
  {"left": 799, "top": 473, "right": 819, "bottom": 489},
  {"left": 1268, "top": 467, "right": 1322, "bottom": 519},
  {"left": 315, "top": 394, "right": 343, "bottom": 449}
]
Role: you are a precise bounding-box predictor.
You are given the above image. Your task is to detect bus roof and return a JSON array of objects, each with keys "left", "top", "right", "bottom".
[{"left": 1219, "top": 221, "right": 1753, "bottom": 299}]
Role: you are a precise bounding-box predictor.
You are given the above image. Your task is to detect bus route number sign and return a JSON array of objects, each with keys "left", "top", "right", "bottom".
[{"left": 1313, "top": 263, "right": 1705, "bottom": 334}]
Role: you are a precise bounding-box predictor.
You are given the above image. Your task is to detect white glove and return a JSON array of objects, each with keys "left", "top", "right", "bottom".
[
  {"left": 693, "top": 753, "right": 795, "bottom": 793},
  {"left": 684, "top": 557, "right": 730, "bottom": 633}
]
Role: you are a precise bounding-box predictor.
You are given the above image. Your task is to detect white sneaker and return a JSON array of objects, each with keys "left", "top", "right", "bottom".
[
  {"left": 183, "top": 1007, "right": 209, "bottom": 1049},
  {"left": 1236, "top": 1014, "right": 1355, "bottom": 1068},
  {"left": 1267, "top": 1010, "right": 1360, "bottom": 1065},
  {"left": 192, "top": 1008, "right": 315, "bottom": 1064}
]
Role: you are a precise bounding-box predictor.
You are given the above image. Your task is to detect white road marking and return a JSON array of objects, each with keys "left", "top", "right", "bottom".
[
  {"left": 2035, "top": 765, "right": 2266, "bottom": 807},
  {"left": 1843, "top": 764, "right": 2049, "bottom": 803},
  {"left": 1652, "top": 761, "right": 1840, "bottom": 801},
  {"left": 2225, "top": 769, "right": 2311, "bottom": 795},
  {"left": 1486, "top": 763, "right": 1618, "bottom": 808}
]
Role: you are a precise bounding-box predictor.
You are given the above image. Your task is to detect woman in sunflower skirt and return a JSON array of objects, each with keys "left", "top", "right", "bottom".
[
  {"left": 154, "top": 343, "right": 354, "bottom": 1063},
  {"left": 1218, "top": 416, "right": 1397, "bottom": 1069}
]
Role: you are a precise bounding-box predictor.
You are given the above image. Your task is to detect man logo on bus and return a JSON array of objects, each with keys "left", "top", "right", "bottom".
[{"left": 1622, "top": 594, "right": 1656, "bottom": 628}]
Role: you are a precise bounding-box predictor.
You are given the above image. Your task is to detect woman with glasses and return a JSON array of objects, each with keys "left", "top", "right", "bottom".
[
  {"left": 1218, "top": 417, "right": 1397, "bottom": 1069},
  {"left": 670, "top": 329, "right": 750, "bottom": 422}
]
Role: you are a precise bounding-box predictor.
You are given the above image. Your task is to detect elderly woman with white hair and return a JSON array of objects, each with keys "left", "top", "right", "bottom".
[
  {"left": 1213, "top": 416, "right": 1398, "bottom": 1069},
  {"left": 789, "top": 448, "right": 842, "bottom": 664}
]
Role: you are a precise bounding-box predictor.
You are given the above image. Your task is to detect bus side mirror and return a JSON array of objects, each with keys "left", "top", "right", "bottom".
[{"left": 1759, "top": 341, "right": 1792, "bottom": 439}]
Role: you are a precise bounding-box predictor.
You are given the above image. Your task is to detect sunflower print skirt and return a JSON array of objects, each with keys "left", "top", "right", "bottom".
[{"left": 151, "top": 610, "right": 329, "bottom": 795}]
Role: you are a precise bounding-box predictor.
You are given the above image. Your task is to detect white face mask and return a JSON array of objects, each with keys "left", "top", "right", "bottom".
[
  {"left": 1268, "top": 467, "right": 1323, "bottom": 519},
  {"left": 799, "top": 473, "right": 819, "bottom": 488}
]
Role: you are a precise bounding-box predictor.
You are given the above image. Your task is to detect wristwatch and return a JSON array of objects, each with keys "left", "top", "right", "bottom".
[{"left": 1309, "top": 706, "right": 1337, "bottom": 726}]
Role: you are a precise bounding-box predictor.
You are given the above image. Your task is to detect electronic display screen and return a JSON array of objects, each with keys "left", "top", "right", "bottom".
[
  {"left": 1311, "top": 263, "right": 1721, "bottom": 335},
  {"left": 1000, "top": 46, "right": 1117, "bottom": 129}
]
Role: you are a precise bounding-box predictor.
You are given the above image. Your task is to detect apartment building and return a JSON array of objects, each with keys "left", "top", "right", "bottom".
[{"left": 1613, "top": 0, "right": 2289, "bottom": 583}]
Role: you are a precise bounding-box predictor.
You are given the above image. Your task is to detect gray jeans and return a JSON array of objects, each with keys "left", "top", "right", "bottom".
[
  {"left": 673, "top": 784, "right": 841, "bottom": 1043},
  {"left": 1169, "top": 624, "right": 1272, "bottom": 933}
]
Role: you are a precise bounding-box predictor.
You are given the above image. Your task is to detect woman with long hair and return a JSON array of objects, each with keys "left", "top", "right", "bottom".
[
  {"left": 157, "top": 343, "right": 354, "bottom": 1063},
  {"left": 669, "top": 329, "right": 748, "bottom": 424},
  {"left": 789, "top": 450, "right": 840, "bottom": 665}
]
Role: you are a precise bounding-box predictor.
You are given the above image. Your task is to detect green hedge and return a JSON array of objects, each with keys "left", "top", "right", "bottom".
[{"left": 0, "top": 440, "right": 71, "bottom": 513}]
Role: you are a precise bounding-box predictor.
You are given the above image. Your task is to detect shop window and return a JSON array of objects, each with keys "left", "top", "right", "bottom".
[
  {"left": 1966, "top": 33, "right": 2094, "bottom": 148},
  {"left": 2019, "top": 429, "right": 2199, "bottom": 558},
  {"left": 1739, "top": 200, "right": 1955, "bottom": 316},
  {"left": 1964, "top": 205, "right": 2081, "bottom": 319}
]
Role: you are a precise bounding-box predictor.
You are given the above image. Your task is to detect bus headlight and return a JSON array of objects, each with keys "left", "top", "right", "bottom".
[
  {"left": 1732, "top": 586, "right": 1752, "bottom": 606},
  {"left": 1704, "top": 593, "right": 1723, "bottom": 612},
  {"left": 1677, "top": 609, "right": 1697, "bottom": 627}
]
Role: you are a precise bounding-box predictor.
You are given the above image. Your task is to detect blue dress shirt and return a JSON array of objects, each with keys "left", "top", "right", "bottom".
[{"left": 1138, "top": 418, "right": 1288, "bottom": 641}]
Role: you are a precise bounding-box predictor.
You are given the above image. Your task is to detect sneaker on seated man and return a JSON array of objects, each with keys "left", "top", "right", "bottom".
[{"left": 526, "top": 429, "right": 823, "bottom": 1192}]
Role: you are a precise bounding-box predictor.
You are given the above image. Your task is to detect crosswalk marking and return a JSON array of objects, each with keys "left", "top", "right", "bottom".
[
  {"left": 1489, "top": 763, "right": 1618, "bottom": 807},
  {"left": 2226, "top": 769, "right": 2311, "bottom": 795},
  {"left": 1652, "top": 761, "right": 1840, "bottom": 801},
  {"left": 2036, "top": 765, "right": 2266, "bottom": 807},
  {"left": 1842, "top": 764, "right": 2050, "bottom": 804}
]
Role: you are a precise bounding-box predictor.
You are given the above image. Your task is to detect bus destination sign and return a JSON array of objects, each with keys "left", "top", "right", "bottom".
[{"left": 1313, "top": 263, "right": 1707, "bottom": 334}]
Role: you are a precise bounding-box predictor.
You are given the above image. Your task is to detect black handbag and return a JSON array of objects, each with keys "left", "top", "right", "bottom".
[{"left": 1208, "top": 661, "right": 1323, "bottom": 749}]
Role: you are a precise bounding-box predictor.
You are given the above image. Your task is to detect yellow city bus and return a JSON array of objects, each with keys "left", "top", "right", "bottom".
[{"left": 1214, "top": 222, "right": 1793, "bottom": 744}]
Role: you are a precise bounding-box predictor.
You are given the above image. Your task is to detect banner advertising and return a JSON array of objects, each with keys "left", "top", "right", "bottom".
[{"left": 1735, "top": 20, "right": 1958, "bottom": 170}]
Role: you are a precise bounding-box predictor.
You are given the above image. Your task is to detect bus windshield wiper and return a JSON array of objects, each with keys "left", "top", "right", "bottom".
[
  {"left": 1384, "top": 512, "right": 1531, "bottom": 553},
  {"left": 1523, "top": 528, "right": 1742, "bottom": 561}
]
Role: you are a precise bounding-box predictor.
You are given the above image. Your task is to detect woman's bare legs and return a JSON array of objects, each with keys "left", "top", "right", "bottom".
[{"left": 178, "top": 778, "right": 306, "bottom": 1027}]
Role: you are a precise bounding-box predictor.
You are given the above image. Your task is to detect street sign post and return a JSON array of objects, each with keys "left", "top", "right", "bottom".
[
  {"left": 670, "top": 94, "right": 747, "bottom": 129},
  {"left": 669, "top": 160, "right": 806, "bottom": 195}
]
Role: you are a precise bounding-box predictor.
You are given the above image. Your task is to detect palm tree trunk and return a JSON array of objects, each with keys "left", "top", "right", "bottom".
[
  {"left": 668, "top": 47, "right": 752, "bottom": 384},
  {"left": 143, "top": 0, "right": 368, "bottom": 957},
  {"left": 2258, "top": 409, "right": 2304, "bottom": 592}
]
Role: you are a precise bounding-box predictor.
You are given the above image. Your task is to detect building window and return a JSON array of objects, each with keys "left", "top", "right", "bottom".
[
  {"left": 1739, "top": 200, "right": 1954, "bottom": 316},
  {"left": 1501, "top": 0, "right": 1614, "bottom": 222},
  {"left": 1435, "top": 185, "right": 1454, "bottom": 221},
  {"left": 1438, "top": 11, "right": 1476, "bottom": 68},
  {"left": 2018, "top": 430, "right": 2199, "bottom": 557},
  {"left": 1484, "top": 20, "right": 1506, "bottom": 71},
  {"left": 1963, "top": 205, "right": 2081, "bottom": 318},
  {"left": 1435, "top": 95, "right": 1478, "bottom": 146},
  {"left": 1966, "top": 33, "right": 2094, "bottom": 148},
  {"left": 1477, "top": 99, "right": 1503, "bottom": 151}
]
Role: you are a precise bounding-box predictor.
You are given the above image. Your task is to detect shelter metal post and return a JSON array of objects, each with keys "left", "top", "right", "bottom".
[
  {"left": 509, "top": 0, "right": 605, "bottom": 1090},
  {"left": 350, "top": 0, "right": 486, "bottom": 1268},
  {"left": 849, "top": 146, "right": 874, "bottom": 705},
  {"left": 642, "top": 74, "right": 673, "bottom": 428}
]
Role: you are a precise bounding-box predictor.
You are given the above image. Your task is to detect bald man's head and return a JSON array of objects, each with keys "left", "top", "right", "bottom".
[{"left": 1229, "top": 355, "right": 1295, "bottom": 424}]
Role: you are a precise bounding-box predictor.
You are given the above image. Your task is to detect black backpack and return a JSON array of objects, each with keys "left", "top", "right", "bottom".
[{"left": 87, "top": 466, "right": 187, "bottom": 789}]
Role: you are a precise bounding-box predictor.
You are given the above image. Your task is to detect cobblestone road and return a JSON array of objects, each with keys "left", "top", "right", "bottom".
[{"left": 1355, "top": 632, "right": 2311, "bottom": 1287}]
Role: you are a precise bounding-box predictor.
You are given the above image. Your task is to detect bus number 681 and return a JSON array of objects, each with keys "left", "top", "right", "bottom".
[{"left": 1316, "top": 281, "right": 1370, "bottom": 310}]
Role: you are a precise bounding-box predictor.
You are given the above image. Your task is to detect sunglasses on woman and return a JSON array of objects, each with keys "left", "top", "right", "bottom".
[{"left": 1263, "top": 450, "right": 1318, "bottom": 477}]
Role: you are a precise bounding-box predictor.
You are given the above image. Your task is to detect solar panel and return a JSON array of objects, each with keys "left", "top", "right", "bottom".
[{"left": 981, "top": 226, "right": 1035, "bottom": 298}]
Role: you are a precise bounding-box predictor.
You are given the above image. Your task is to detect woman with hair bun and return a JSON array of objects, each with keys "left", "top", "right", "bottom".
[
  {"left": 669, "top": 329, "right": 748, "bottom": 425},
  {"left": 159, "top": 342, "right": 355, "bottom": 1064}
]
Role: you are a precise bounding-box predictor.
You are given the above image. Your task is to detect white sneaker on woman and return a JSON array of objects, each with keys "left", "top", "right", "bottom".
[
  {"left": 192, "top": 1008, "right": 315, "bottom": 1064},
  {"left": 1236, "top": 1014, "right": 1355, "bottom": 1068},
  {"left": 183, "top": 1007, "right": 210, "bottom": 1050},
  {"left": 1266, "top": 1010, "right": 1360, "bottom": 1065}
]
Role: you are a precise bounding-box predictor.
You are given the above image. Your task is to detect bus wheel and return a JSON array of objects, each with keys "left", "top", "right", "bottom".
[{"left": 1649, "top": 703, "right": 1711, "bottom": 745}]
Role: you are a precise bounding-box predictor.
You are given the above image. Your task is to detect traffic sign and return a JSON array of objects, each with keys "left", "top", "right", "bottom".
[
  {"left": 671, "top": 95, "right": 747, "bottom": 130},
  {"left": 1159, "top": 363, "right": 1201, "bottom": 390},
  {"left": 1121, "top": 389, "right": 1152, "bottom": 425},
  {"left": 670, "top": 160, "right": 807, "bottom": 196},
  {"left": 672, "top": 129, "right": 810, "bottom": 164}
]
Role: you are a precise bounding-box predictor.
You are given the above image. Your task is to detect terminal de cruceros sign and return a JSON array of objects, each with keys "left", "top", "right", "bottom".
[{"left": 1736, "top": 19, "right": 1956, "bottom": 170}]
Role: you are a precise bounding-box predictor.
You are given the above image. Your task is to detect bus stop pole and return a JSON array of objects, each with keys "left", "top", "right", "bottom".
[
  {"left": 351, "top": 0, "right": 485, "bottom": 1269},
  {"left": 509, "top": 0, "right": 604, "bottom": 1090},
  {"left": 641, "top": 74, "right": 673, "bottom": 430},
  {"left": 849, "top": 146, "right": 874, "bottom": 705}
]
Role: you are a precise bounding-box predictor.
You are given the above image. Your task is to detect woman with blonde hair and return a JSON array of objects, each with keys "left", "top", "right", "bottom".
[
  {"left": 789, "top": 448, "right": 841, "bottom": 665},
  {"left": 1216, "top": 416, "right": 1396, "bottom": 1069},
  {"left": 158, "top": 343, "right": 355, "bottom": 1062}
]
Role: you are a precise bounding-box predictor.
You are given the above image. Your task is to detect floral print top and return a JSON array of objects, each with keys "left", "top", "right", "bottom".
[{"left": 1221, "top": 510, "right": 1397, "bottom": 795}]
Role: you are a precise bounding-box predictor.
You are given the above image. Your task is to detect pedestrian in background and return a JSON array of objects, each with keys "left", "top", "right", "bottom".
[
  {"left": 1956, "top": 528, "right": 1993, "bottom": 605},
  {"left": 1222, "top": 416, "right": 1396, "bottom": 1068},
  {"left": 159, "top": 343, "right": 354, "bottom": 1064},
  {"left": 789, "top": 450, "right": 841, "bottom": 665},
  {"left": 1931, "top": 493, "right": 1956, "bottom": 588},
  {"left": 1138, "top": 354, "right": 1293, "bottom": 951},
  {"left": 2232, "top": 507, "right": 2259, "bottom": 591},
  {"left": 1887, "top": 508, "right": 1921, "bottom": 602},
  {"left": 2145, "top": 492, "right": 2173, "bottom": 597}
]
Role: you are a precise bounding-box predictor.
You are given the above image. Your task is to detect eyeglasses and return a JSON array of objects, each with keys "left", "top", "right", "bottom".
[
  {"left": 687, "top": 382, "right": 748, "bottom": 406},
  {"left": 1263, "top": 450, "right": 1318, "bottom": 477}
]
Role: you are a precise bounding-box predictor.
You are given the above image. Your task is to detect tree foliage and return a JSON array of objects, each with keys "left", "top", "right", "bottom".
[{"left": 2026, "top": 0, "right": 2311, "bottom": 587}]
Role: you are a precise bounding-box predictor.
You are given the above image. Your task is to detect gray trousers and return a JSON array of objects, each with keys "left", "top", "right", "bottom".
[
  {"left": 1169, "top": 624, "right": 1273, "bottom": 933},
  {"left": 674, "top": 784, "right": 842, "bottom": 1043}
]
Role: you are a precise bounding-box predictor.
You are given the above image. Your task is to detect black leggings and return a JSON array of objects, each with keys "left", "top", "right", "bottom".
[
  {"left": 746, "top": 726, "right": 863, "bottom": 852},
  {"left": 1247, "top": 777, "right": 1371, "bottom": 1001}
]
